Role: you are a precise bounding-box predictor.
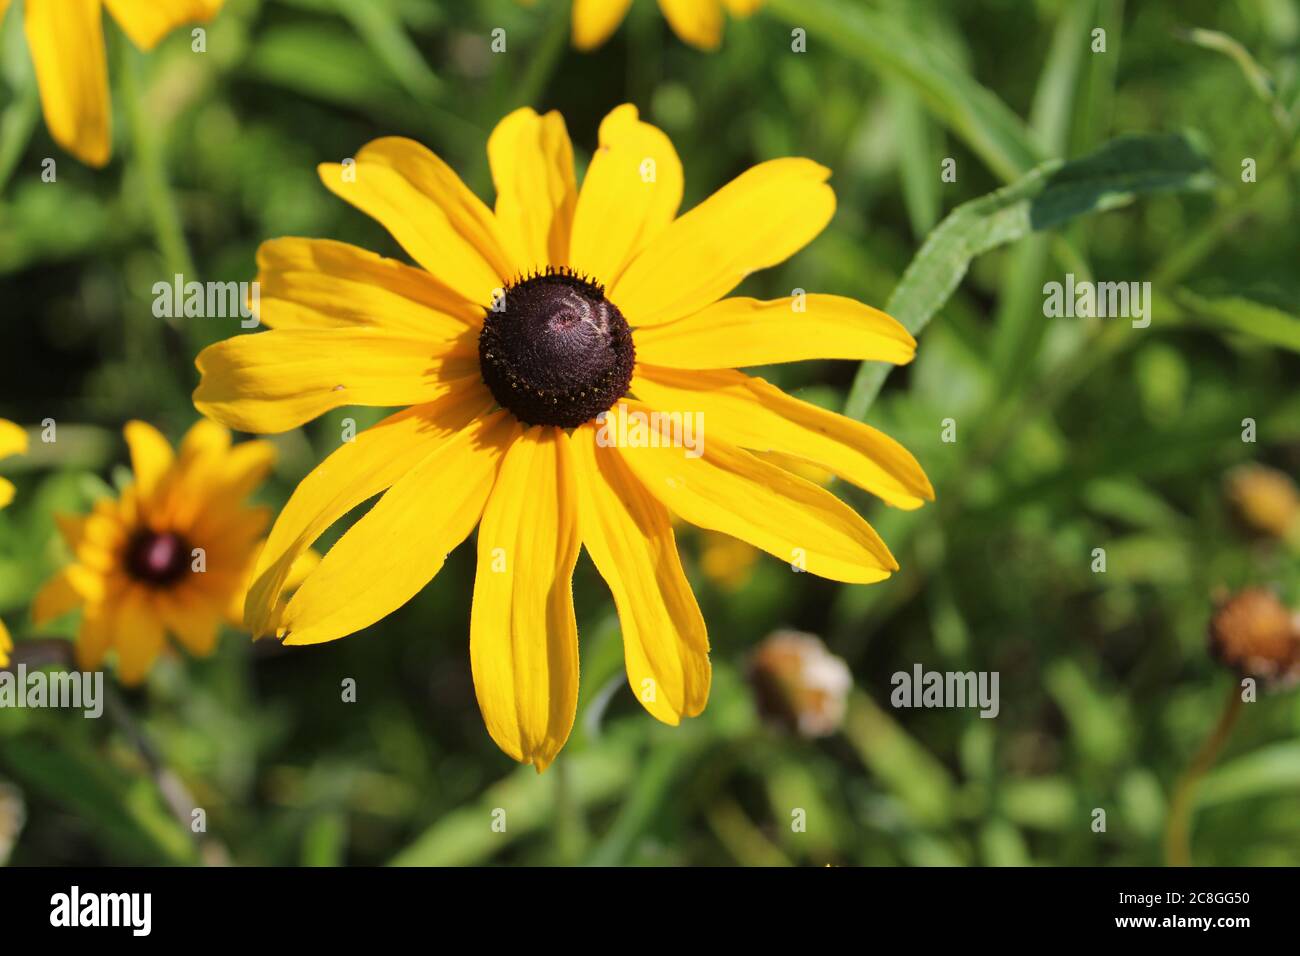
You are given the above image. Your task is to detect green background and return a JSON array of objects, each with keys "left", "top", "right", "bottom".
[{"left": 1, "top": 0, "right": 1299, "bottom": 866}]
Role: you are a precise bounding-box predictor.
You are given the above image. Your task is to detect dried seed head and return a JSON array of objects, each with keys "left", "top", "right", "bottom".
[
  {"left": 1208, "top": 588, "right": 1300, "bottom": 684},
  {"left": 748, "top": 630, "right": 852, "bottom": 738}
]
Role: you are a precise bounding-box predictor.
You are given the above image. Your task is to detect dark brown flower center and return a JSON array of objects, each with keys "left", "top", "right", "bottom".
[
  {"left": 124, "top": 530, "right": 191, "bottom": 587},
  {"left": 478, "top": 268, "right": 635, "bottom": 428}
]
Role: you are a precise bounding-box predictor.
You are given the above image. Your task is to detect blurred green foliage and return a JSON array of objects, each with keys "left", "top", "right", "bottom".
[{"left": 2, "top": 0, "right": 1300, "bottom": 866}]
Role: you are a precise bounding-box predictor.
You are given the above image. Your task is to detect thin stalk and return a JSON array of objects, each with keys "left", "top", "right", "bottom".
[
  {"left": 1163, "top": 684, "right": 1245, "bottom": 867},
  {"left": 116, "top": 31, "right": 195, "bottom": 281}
]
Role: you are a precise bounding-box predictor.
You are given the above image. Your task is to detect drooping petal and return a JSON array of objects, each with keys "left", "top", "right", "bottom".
[
  {"left": 25, "top": 0, "right": 112, "bottom": 167},
  {"left": 632, "top": 366, "right": 933, "bottom": 509},
  {"left": 470, "top": 427, "right": 580, "bottom": 771},
  {"left": 656, "top": 0, "right": 723, "bottom": 49},
  {"left": 633, "top": 294, "right": 916, "bottom": 368},
  {"left": 572, "top": 423, "right": 709, "bottom": 725},
  {"left": 245, "top": 380, "right": 493, "bottom": 636},
  {"left": 75, "top": 602, "right": 116, "bottom": 672},
  {"left": 279, "top": 411, "right": 519, "bottom": 647},
  {"left": 155, "top": 587, "right": 221, "bottom": 656},
  {"left": 0, "top": 419, "right": 24, "bottom": 508},
  {"left": 113, "top": 589, "right": 167, "bottom": 685},
  {"left": 611, "top": 159, "right": 835, "bottom": 326},
  {"left": 571, "top": 0, "right": 634, "bottom": 50},
  {"left": 193, "top": 327, "right": 479, "bottom": 434},
  {"left": 32, "top": 569, "right": 84, "bottom": 625},
  {"left": 570, "top": 104, "right": 683, "bottom": 289},
  {"left": 487, "top": 107, "right": 577, "bottom": 274},
  {"left": 253, "top": 238, "right": 483, "bottom": 334},
  {"left": 318, "top": 138, "right": 515, "bottom": 307},
  {"left": 605, "top": 401, "right": 897, "bottom": 582},
  {"left": 209, "top": 438, "right": 277, "bottom": 502},
  {"left": 123, "top": 420, "right": 175, "bottom": 503},
  {"left": 0, "top": 419, "right": 27, "bottom": 460},
  {"left": 103, "top": 0, "right": 223, "bottom": 51}
]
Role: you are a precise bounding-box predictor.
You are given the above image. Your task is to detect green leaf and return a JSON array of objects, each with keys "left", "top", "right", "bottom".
[
  {"left": 844, "top": 134, "right": 1215, "bottom": 419},
  {"left": 1173, "top": 289, "right": 1300, "bottom": 353},
  {"left": 1, "top": 737, "right": 197, "bottom": 865},
  {"left": 765, "top": 0, "right": 1041, "bottom": 182},
  {"left": 1197, "top": 741, "right": 1300, "bottom": 807}
]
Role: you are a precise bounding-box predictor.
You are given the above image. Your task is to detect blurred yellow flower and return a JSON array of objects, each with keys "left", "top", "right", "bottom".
[
  {"left": 1, "top": 0, "right": 225, "bottom": 166},
  {"left": 566, "top": 0, "right": 761, "bottom": 51},
  {"left": 193, "top": 103, "right": 930, "bottom": 770},
  {"left": 1224, "top": 463, "right": 1300, "bottom": 542},
  {"left": 0, "top": 419, "right": 27, "bottom": 668},
  {"left": 31, "top": 419, "right": 295, "bottom": 684}
]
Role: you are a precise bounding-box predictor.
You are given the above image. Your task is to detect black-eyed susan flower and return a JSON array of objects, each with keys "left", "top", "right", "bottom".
[
  {"left": 192, "top": 103, "right": 933, "bottom": 770},
  {"left": 1, "top": 0, "right": 225, "bottom": 167},
  {"left": 567, "top": 0, "right": 760, "bottom": 51},
  {"left": 31, "top": 419, "right": 296, "bottom": 684},
  {"left": 0, "top": 419, "right": 27, "bottom": 668},
  {"left": 748, "top": 629, "right": 852, "bottom": 737}
]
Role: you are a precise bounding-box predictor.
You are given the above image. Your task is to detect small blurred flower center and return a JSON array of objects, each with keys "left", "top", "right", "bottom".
[{"left": 125, "top": 530, "right": 191, "bottom": 587}]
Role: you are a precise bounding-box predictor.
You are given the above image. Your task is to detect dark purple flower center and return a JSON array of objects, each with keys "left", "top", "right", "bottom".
[
  {"left": 124, "top": 530, "right": 192, "bottom": 587},
  {"left": 478, "top": 268, "right": 635, "bottom": 428}
]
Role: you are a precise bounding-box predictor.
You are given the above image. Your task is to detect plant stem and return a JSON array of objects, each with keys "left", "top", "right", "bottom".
[
  {"left": 117, "top": 32, "right": 196, "bottom": 281},
  {"left": 1163, "top": 684, "right": 1244, "bottom": 867}
]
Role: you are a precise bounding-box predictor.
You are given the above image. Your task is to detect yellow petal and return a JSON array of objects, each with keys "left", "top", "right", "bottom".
[
  {"left": 722, "top": 0, "right": 762, "bottom": 15},
  {"left": 632, "top": 294, "right": 916, "bottom": 368},
  {"left": 76, "top": 604, "right": 115, "bottom": 672},
  {"left": 605, "top": 401, "right": 897, "bottom": 582},
  {"left": 471, "top": 427, "right": 580, "bottom": 771},
  {"left": 572, "top": 423, "right": 709, "bottom": 725},
  {"left": 114, "top": 589, "right": 166, "bottom": 685},
  {"left": 656, "top": 0, "right": 723, "bottom": 49},
  {"left": 0, "top": 479, "right": 13, "bottom": 510},
  {"left": 25, "top": 0, "right": 111, "bottom": 167},
  {"left": 0, "top": 619, "right": 11, "bottom": 668},
  {"left": 280, "top": 411, "right": 519, "bottom": 646},
  {"left": 319, "top": 138, "right": 514, "bottom": 307},
  {"left": 193, "top": 327, "right": 478, "bottom": 434},
  {"left": 571, "top": 0, "right": 633, "bottom": 50},
  {"left": 0, "top": 419, "right": 28, "bottom": 460},
  {"left": 632, "top": 366, "right": 933, "bottom": 509},
  {"left": 254, "top": 238, "right": 482, "bottom": 335},
  {"left": 156, "top": 588, "right": 221, "bottom": 656},
  {"left": 123, "top": 420, "right": 175, "bottom": 503},
  {"left": 487, "top": 107, "right": 577, "bottom": 274},
  {"left": 180, "top": 417, "right": 231, "bottom": 461},
  {"left": 611, "top": 159, "right": 835, "bottom": 327},
  {"left": 103, "top": 0, "right": 224, "bottom": 51},
  {"left": 210, "top": 438, "right": 276, "bottom": 501},
  {"left": 32, "top": 569, "right": 85, "bottom": 625},
  {"left": 245, "top": 381, "right": 493, "bottom": 636},
  {"left": 570, "top": 104, "right": 683, "bottom": 289}
]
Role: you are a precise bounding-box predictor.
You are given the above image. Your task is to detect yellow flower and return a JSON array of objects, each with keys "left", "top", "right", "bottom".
[
  {"left": 193, "top": 103, "right": 932, "bottom": 770},
  {"left": 1, "top": 0, "right": 225, "bottom": 167},
  {"left": 569, "top": 0, "right": 761, "bottom": 51},
  {"left": 0, "top": 419, "right": 28, "bottom": 668},
  {"left": 32, "top": 419, "right": 282, "bottom": 684}
]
